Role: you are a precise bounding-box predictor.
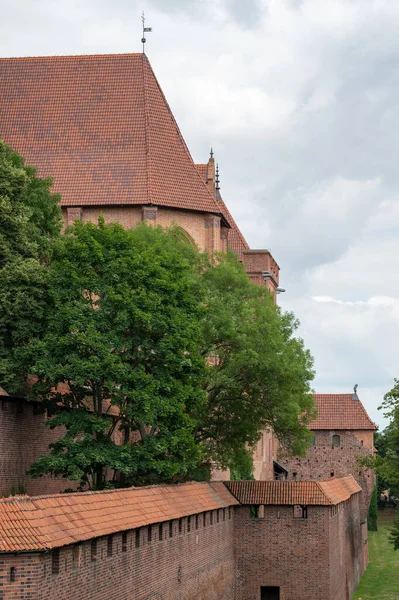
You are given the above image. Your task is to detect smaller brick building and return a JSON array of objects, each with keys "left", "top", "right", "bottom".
[
  {"left": 0, "top": 477, "right": 366, "bottom": 600},
  {"left": 278, "top": 393, "right": 376, "bottom": 521}
]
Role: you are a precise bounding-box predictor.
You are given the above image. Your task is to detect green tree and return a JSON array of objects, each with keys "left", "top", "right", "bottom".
[
  {"left": 196, "top": 252, "right": 315, "bottom": 472},
  {"left": 0, "top": 140, "right": 62, "bottom": 393},
  {"left": 26, "top": 220, "right": 208, "bottom": 489}
]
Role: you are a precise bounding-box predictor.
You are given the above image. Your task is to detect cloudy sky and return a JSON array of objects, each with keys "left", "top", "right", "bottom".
[{"left": 1, "top": 0, "right": 398, "bottom": 428}]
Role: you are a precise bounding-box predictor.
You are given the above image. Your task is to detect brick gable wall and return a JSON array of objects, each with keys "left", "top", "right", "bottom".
[{"left": 278, "top": 429, "right": 376, "bottom": 521}]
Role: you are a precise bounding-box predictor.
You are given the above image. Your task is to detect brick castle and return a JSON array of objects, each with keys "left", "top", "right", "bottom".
[{"left": 0, "top": 53, "right": 376, "bottom": 600}]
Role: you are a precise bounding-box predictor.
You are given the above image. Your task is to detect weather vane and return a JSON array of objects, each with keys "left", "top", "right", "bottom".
[{"left": 141, "top": 11, "right": 152, "bottom": 55}]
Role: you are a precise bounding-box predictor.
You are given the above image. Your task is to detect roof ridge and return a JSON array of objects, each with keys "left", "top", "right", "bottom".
[
  {"left": 142, "top": 55, "right": 151, "bottom": 204},
  {"left": 143, "top": 59, "right": 222, "bottom": 215},
  {"left": 0, "top": 53, "right": 143, "bottom": 60},
  {"left": 0, "top": 481, "right": 210, "bottom": 504}
]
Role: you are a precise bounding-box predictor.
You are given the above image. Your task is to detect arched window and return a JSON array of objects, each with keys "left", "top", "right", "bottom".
[{"left": 332, "top": 434, "right": 340, "bottom": 447}]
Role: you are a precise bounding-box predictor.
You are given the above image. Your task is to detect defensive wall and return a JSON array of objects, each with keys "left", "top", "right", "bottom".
[{"left": 0, "top": 478, "right": 366, "bottom": 600}]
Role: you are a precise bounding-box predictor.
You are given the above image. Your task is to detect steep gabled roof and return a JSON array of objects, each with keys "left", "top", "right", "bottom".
[
  {"left": 225, "top": 476, "right": 361, "bottom": 506},
  {"left": 0, "top": 482, "right": 238, "bottom": 553},
  {"left": 0, "top": 54, "right": 222, "bottom": 214},
  {"left": 310, "top": 394, "right": 376, "bottom": 430}
]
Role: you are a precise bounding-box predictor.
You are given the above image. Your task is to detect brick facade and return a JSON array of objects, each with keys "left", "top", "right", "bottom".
[
  {"left": 0, "top": 397, "right": 76, "bottom": 497},
  {"left": 234, "top": 492, "right": 365, "bottom": 600},
  {"left": 279, "top": 429, "right": 375, "bottom": 521}
]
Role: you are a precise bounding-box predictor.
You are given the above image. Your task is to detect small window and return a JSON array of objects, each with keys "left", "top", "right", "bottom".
[
  {"left": 122, "top": 532, "right": 127, "bottom": 552},
  {"left": 187, "top": 516, "right": 191, "bottom": 532},
  {"left": 91, "top": 540, "right": 97, "bottom": 562},
  {"left": 179, "top": 518, "right": 183, "bottom": 534},
  {"left": 332, "top": 435, "right": 340, "bottom": 447},
  {"left": 159, "top": 523, "right": 163, "bottom": 541},
  {"left": 330, "top": 471, "right": 335, "bottom": 478},
  {"left": 250, "top": 505, "right": 260, "bottom": 519},
  {"left": 169, "top": 521, "right": 174, "bottom": 538},
  {"left": 195, "top": 514, "right": 199, "bottom": 529},
  {"left": 217, "top": 510, "right": 220, "bottom": 523},
  {"left": 309, "top": 435, "right": 315, "bottom": 447},
  {"left": 203, "top": 512, "right": 207, "bottom": 527},
  {"left": 292, "top": 472, "right": 297, "bottom": 480},
  {"left": 210, "top": 511, "right": 213, "bottom": 525},
  {"left": 135, "top": 529, "right": 140, "bottom": 548},
  {"left": 223, "top": 508, "right": 226, "bottom": 521},
  {"left": 107, "top": 536, "right": 113, "bottom": 557},
  {"left": 148, "top": 525, "right": 152, "bottom": 543},
  {"left": 293, "top": 505, "right": 308, "bottom": 519},
  {"left": 72, "top": 544, "right": 81, "bottom": 567},
  {"left": 9, "top": 567, "right": 16, "bottom": 583},
  {"left": 52, "top": 549, "right": 60, "bottom": 574}
]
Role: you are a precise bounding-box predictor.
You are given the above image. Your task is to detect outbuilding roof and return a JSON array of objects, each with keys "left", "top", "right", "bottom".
[
  {"left": 0, "top": 482, "right": 238, "bottom": 553},
  {"left": 0, "top": 54, "right": 223, "bottom": 216},
  {"left": 225, "top": 476, "right": 361, "bottom": 506},
  {"left": 310, "top": 394, "right": 376, "bottom": 430}
]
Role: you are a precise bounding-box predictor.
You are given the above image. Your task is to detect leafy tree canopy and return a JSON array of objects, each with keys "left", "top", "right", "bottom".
[
  {"left": 197, "top": 251, "right": 315, "bottom": 467},
  {"left": 25, "top": 220, "right": 208, "bottom": 489},
  {"left": 0, "top": 140, "right": 62, "bottom": 392}
]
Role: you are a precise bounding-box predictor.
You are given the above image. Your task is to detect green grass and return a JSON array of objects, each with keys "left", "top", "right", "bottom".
[{"left": 353, "top": 508, "right": 399, "bottom": 599}]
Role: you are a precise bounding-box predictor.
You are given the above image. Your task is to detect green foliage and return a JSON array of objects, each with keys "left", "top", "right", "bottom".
[
  {"left": 0, "top": 139, "right": 62, "bottom": 393},
  {"left": 197, "top": 251, "right": 315, "bottom": 469},
  {"left": 25, "top": 221, "right": 208, "bottom": 489},
  {"left": 229, "top": 445, "right": 255, "bottom": 480},
  {"left": 368, "top": 479, "right": 378, "bottom": 531}
]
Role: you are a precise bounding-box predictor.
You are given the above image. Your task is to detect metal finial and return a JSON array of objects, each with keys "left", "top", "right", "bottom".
[
  {"left": 141, "top": 11, "right": 152, "bottom": 55},
  {"left": 216, "top": 163, "right": 220, "bottom": 190},
  {"left": 210, "top": 147, "right": 214, "bottom": 159}
]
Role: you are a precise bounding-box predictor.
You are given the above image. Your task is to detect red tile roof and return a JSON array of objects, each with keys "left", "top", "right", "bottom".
[
  {"left": 225, "top": 476, "right": 361, "bottom": 506},
  {"left": 0, "top": 54, "right": 223, "bottom": 215},
  {"left": 0, "top": 482, "right": 238, "bottom": 553},
  {"left": 310, "top": 394, "right": 376, "bottom": 430}
]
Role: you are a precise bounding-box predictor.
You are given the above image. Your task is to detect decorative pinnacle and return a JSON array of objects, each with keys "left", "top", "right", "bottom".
[
  {"left": 216, "top": 163, "right": 220, "bottom": 190},
  {"left": 210, "top": 147, "right": 214, "bottom": 159},
  {"left": 141, "top": 11, "right": 153, "bottom": 55}
]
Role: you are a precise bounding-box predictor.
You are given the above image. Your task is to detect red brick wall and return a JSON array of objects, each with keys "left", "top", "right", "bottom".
[
  {"left": 0, "top": 508, "right": 235, "bottom": 600},
  {"left": 234, "top": 504, "right": 331, "bottom": 600},
  {"left": 0, "top": 398, "right": 76, "bottom": 497},
  {"left": 234, "top": 494, "right": 365, "bottom": 600},
  {"left": 278, "top": 430, "right": 376, "bottom": 521}
]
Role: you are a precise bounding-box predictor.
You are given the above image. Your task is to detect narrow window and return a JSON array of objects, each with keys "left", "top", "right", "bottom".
[
  {"left": 203, "top": 512, "right": 207, "bottom": 527},
  {"left": 52, "top": 549, "right": 60, "bottom": 574},
  {"left": 179, "top": 518, "right": 183, "bottom": 534},
  {"left": 195, "top": 514, "right": 199, "bottom": 530},
  {"left": 9, "top": 567, "right": 16, "bottom": 583},
  {"left": 332, "top": 434, "right": 340, "bottom": 447},
  {"left": 122, "top": 532, "right": 127, "bottom": 552},
  {"left": 91, "top": 540, "right": 97, "bottom": 562},
  {"left": 309, "top": 435, "right": 315, "bottom": 447},
  {"left": 250, "top": 505, "right": 260, "bottom": 519},
  {"left": 148, "top": 525, "right": 152, "bottom": 543},
  {"left": 107, "top": 536, "right": 113, "bottom": 557},
  {"left": 217, "top": 510, "right": 220, "bottom": 523},
  {"left": 330, "top": 471, "right": 335, "bottom": 478},
  {"left": 135, "top": 529, "right": 140, "bottom": 548},
  {"left": 293, "top": 505, "right": 308, "bottom": 519},
  {"left": 169, "top": 521, "right": 174, "bottom": 538},
  {"left": 293, "top": 472, "right": 297, "bottom": 480},
  {"left": 223, "top": 508, "right": 226, "bottom": 521},
  {"left": 159, "top": 523, "right": 163, "bottom": 541},
  {"left": 72, "top": 544, "right": 80, "bottom": 567},
  {"left": 187, "top": 516, "right": 191, "bottom": 532},
  {"left": 210, "top": 511, "right": 213, "bottom": 525}
]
